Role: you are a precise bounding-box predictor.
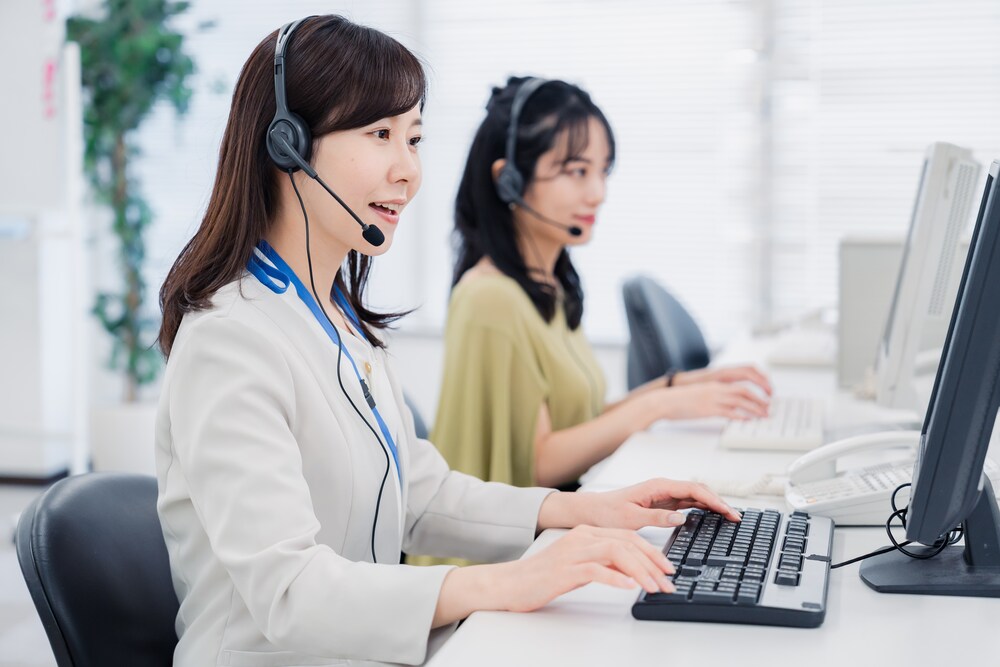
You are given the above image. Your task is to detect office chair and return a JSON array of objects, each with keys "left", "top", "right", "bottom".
[
  {"left": 623, "top": 275, "right": 711, "bottom": 390},
  {"left": 16, "top": 472, "right": 179, "bottom": 667},
  {"left": 404, "top": 391, "right": 430, "bottom": 440}
]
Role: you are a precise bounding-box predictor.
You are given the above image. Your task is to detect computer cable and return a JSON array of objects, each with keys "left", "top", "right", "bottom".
[
  {"left": 830, "top": 482, "right": 962, "bottom": 569},
  {"left": 289, "top": 170, "right": 392, "bottom": 565}
]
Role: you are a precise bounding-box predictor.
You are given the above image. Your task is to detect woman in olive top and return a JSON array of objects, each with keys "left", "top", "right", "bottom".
[{"left": 433, "top": 77, "right": 772, "bottom": 490}]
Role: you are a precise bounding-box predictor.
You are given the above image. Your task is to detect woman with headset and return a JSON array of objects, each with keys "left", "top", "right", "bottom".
[
  {"left": 156, "top": 17, "right": 739, "bottom": 667},
  {"left": 432, "top": 77, "right": 772, "bottom": 492}
]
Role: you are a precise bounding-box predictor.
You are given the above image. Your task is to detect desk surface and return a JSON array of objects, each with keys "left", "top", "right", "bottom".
[{"left": 428, "top": 348, "right": 1000, "bottom": 667}]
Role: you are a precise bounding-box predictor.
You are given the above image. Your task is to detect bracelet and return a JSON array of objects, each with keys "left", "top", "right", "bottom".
[{"left": 665, "top": 371, "right": 678, "bottom": 388}]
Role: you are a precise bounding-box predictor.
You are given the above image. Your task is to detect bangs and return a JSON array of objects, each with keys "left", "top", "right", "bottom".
[
  {"left": 548, "top": 108, "right": 616, "bottom": 168},
  {"left": 312, "top": 25, "right": 427, "bottom": 133}
]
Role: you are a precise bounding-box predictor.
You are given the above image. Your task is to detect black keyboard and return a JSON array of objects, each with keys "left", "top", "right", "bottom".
[{"left": 632, "top": 508, "right": 833, "bottom": 628}]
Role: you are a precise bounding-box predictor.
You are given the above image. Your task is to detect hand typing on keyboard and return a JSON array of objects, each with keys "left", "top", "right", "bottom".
[
  {"left": 659, "top": 380, "right": 771, "bottom": 421},
  {"left": 654, "top": 365, "right": 773, "bottom": 421},
  {"left": 672, "top": 365, "right": 773, "bottom": 397},
  {"left": 439, "top": 479, "right": 742, "bottom": 618}
]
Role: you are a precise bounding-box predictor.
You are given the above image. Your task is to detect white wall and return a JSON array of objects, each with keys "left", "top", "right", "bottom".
[{"left": 0, "top": 1, "right": 87, "bottom": 477}]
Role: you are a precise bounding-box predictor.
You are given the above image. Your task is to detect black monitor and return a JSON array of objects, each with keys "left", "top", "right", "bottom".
[{"left": 860, "top": 160, "right": 1000, "bottom": 596}]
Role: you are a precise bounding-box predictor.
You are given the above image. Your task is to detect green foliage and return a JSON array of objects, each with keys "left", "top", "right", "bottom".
[{"left": 66, "top": 0, "right": 200, "bottom": 400}]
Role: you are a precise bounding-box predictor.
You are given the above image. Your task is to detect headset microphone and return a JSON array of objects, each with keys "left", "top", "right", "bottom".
[
  {"left": 269, "top": 131, "right": 386, "bottom": 247},
  {"left": 509, "top": 199, "right": 583, "bottom": 237}
]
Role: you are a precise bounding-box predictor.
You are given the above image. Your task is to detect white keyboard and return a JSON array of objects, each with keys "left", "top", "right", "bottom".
[{"left": 719, "top": 397, "right": 825, "bottom": 451}]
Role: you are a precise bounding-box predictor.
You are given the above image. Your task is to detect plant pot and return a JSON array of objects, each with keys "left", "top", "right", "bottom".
[{"left": 90, "top": 402, "right": 157, "bottom": 474}]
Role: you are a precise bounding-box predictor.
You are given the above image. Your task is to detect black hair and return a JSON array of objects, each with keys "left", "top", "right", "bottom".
[{"left": 452, "top": 76, "right": 616, "bottom": 329}]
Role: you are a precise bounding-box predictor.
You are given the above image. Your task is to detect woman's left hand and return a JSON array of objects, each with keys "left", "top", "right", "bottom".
[
  {"left": 674, "top": 365, "right": 772, "bottom": 396},
  {"left": 538, "top": 478, "right": 741, "bottom": 531}
]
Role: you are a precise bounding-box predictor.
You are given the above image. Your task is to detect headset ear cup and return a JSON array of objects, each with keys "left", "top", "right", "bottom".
[
  {"left": 267, "top": 113, "right": 312, "bottom": 171},
  {"left": 495, "top": 164, "right": 524, "bottom": 205}
]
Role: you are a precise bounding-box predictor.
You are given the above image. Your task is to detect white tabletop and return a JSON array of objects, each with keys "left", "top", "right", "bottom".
[{"left": 428, "top": 344, "right": 1000, "bottom": 667}]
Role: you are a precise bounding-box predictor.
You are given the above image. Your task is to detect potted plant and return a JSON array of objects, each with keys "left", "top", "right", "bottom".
[{"left": 67, "top": 0, "right": 201, "bottom": 471}]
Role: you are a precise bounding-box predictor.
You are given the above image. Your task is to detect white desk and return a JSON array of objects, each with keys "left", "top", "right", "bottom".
[{"left": 428, "top": 352, "right": 1000, "bottom": 667}]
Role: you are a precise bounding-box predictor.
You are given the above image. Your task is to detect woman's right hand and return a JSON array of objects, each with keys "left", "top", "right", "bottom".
[
  {"left": 434, "top": 524, "right": 678, "bottom": 626},
  {"left": 655, "top": 381, "right": 770, "bottom": 421},
  {"left": 495, "top": 525, "right": 676, "bottom": 613}
]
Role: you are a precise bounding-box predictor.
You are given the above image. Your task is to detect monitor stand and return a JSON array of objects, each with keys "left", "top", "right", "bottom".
[{"left": 859, "top": 478, "right": 1000, "bottom": 596}]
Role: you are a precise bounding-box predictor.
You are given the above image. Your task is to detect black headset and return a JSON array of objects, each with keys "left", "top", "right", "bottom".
[
  {"left": 494, "top": 78, "right": 583, "bottom": 237},
  {"left": 265, "top": 17, "right": 385, "bottom": 247},
  {"left": 494, "top": 77, "right": 551, "bottom": 205},
  {"left": 266, "top": 18, "right": 313, "bottom": 171},
  {"left": 265, "top": 18, "right": 393, "bottom": 564}
]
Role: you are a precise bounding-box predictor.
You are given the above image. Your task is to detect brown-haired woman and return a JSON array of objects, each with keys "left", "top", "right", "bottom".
[{"left": 156, "top": 15, "right": 740, "bottom": 666}]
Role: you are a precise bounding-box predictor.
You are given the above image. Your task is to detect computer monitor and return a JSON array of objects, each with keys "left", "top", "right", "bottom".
[
  {"left": 873, "top": 142, "right": 981, "bottom": 412},
  {"left": 859, "top": 160, "right": 1000, "bottom": 597}
]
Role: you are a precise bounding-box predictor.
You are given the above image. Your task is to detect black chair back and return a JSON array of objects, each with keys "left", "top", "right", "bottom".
[
  {"left": 623, "top": 275, "right": 711, "bottom": 389},
  {"left": 16, "top": 472, "right": 179, "bottom": 666}
]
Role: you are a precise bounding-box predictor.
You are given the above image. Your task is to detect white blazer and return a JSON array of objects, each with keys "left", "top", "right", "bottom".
[{"left": 155, "top": 267, "right": 552, "bottom": 667}]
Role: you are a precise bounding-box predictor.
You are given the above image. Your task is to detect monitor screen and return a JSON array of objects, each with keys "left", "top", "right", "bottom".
[
  {"left": 908, "top": 164, "right": 999, "bottom": 542},
  {"left": 859, "top": 161, "right": 1000, "bottom": 598}
]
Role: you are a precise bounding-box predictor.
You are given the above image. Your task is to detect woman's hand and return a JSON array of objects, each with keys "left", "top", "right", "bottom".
[
  {"left": 435, "top": 523, "right": 678, "bottom": 625},
  {"left": 657, "top": 381, "right": 769, "bottom": 420},
  {"left": 499, "top": 525, "right": 677, "bottom": 611},
  {"left": 674, "top": 365, "right": 773, "bottom": 396},
  {"left": 538, "top": 478, "right": 741, "bottom": 531},
  {"left": 435, "top": 479, "right": 740, "bottom": 626},
  {"left": 507, "top": 480, "right": 740, "bottom": 613}
]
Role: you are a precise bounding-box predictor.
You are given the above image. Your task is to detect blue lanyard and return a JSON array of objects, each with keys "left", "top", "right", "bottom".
[{"left": 247, "top": 241, "right": 402, "bottom": 486}]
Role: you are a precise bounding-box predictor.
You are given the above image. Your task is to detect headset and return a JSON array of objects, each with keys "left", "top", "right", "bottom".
[
  {"left": 266, "top": 18, "right": 385, "bottom": 247},
  {"left": 494, "top": 77, "right": 583, "bottom": 237},
  {"left": 265, "top": 17, "right": 394, "bottom": 563}
]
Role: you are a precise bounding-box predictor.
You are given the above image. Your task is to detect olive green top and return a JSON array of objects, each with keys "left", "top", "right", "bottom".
[{"left": 431, "top": 272, "right": 607, "bottom": 487}]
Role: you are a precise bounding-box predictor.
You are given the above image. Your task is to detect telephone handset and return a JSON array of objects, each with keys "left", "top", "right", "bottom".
[
  {"left": 788, "top": 431, "right": 922, "bottom": 484},
  {"left": 785, "top": 431, "right": 922, "bottom": 526}
]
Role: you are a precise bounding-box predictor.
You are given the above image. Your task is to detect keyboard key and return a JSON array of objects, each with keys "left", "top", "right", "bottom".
[
  {"left": 692, "top": 588, "right": 737, "bottom": 604},
  {"left": 779, "top": 554, "right": 803, "bottom": 570},
  {"left": 782, "top": 536, "right": 805, "bottom": 552},
  {"left": 736, "top": 583, "right": 761, "bottom": 605},
  {"left": 644, "top": 591, "right": 689, "bottom": 603},
  {"left": 775, "top": 571, "right": 800, "bottom": 586},
  {"left": 706, "top": 554, "right": 746, "bottom": 566}
]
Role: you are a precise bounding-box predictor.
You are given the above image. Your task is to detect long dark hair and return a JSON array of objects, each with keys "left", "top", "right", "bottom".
[
  {"left": 453, "top": 77, "right": 616, "bottom": 329},
  {"left": 158, "top": 15, "right": 426, "bottom": 356}
]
